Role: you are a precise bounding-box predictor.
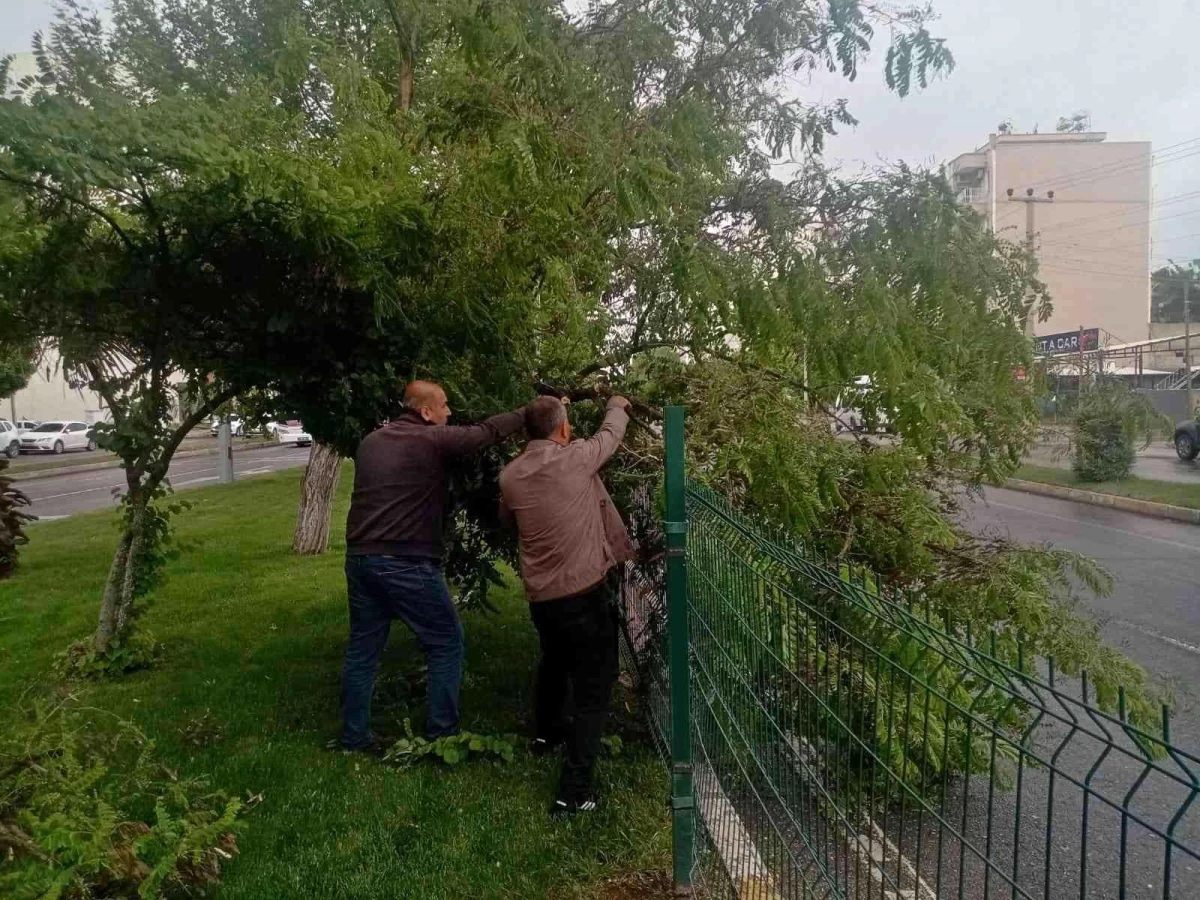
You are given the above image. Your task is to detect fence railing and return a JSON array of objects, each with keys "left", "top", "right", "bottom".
[{"left": 619, "top": 407, "right": 1200, "bottom": 900}]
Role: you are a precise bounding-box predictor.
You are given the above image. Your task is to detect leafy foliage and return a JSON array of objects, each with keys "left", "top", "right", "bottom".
[
  {"left": 0, "top": 700, "right": 243, "bottom": 899},
  {"left": 1150, "top": 261, "right": 1199, "bottom": 323},
  {"left": 0, "top": 339, "right": 37, "bottom": 400},
  {"left": 0, "top": 457, "right": 35, "bottom": 578},
  {"left": 382, "top": 719, "right": 517, "bottom": 768},
  {"left": 1071, "top": 381, "right": 1169, "bottom": 482},
  {"left": 614, "top": 356, "right": 1162, "bottom": 752}
]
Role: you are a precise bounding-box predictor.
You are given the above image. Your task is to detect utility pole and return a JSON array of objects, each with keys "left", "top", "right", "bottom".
[
  {"left": 1078, "top": 324, "right": 1085, "bottom": 399},
  {"left": 1186, "top": 278, "right": 1193, "bottom": 418},
  {"left": 1007, "top": 187, "right": 1055, "bottom": 335},
  {"left": 217, "top": 418, "right": 234, "bottom": 484}
]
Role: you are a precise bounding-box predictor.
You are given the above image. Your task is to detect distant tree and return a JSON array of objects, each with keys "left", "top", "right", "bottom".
[
  {"left": 1071, "top": 381, "right": 1168, "bottom": 481},
  {"left": 1151, "top": 262, "right": 1200, "bottom": 323},
  {"left": 0, "top": 10, "right": 432, "bottom": 665},
  {"left": 0, "top": 339, "right": 36, "bottom": 402},
  {"left": 997, "top": 119, "right": 1015, "bottom": 134},
  {"left": 1055, "top": 110, "right": 1091, "bottom": 133}
]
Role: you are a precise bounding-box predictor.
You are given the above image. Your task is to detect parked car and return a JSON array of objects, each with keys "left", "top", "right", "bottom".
[
  {"left": 18, "top": 420, "right": 97, "bottom": 454},
  {"left": 275, "top": 421, "right": 312, "bottom": 446},
  {"left": 1174, "top": 419, "right": 1200, "bottom": 461},
  {"left": 14, "top": 419, "right": 40, "bottom": 433},
  {"left": 830, "top": 376, "right": 892, "bottom": 435},
  {"left": 0, "top": 420, "right": 21, "bottom": 458},
  {"left": 209, "top": 415, "right": 246, "bottom": 437}
]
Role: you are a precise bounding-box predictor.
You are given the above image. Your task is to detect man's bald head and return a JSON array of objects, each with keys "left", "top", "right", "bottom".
[{"left": 404, "top": 380, "right": 451, "bottom": 425}]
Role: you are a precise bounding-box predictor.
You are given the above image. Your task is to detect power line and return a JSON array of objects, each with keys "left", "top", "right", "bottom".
[
  {"left": 1034, "top": 145, "right": 1200, "bottom": 194},
  {"left": 1033, "top": 189, "right": 1200, "bottom": 236},
  {"left": 1015, "top": 136, "right": 1200, "bottom": 192},
  {"left": 1037, "top": 229, "right": 1200, "bottom": 254},
  {"left": 1032, "top": 207, "right": 1200, "bottom": 245},
  {"left": 1036, "top": 261, "right": 1199, "bottom": 282},
  {"left": 1036, "top": 262, "right": 1149, "bottom": 281}
]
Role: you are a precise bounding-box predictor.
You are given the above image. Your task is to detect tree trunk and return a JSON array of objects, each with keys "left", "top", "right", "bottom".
[
  {"left": 94, "top": 533, "right": 132, "bottom": 653},
  {"left": 94, "top": 489, "right": 152, "bottom": 654},
  {"left": 399, "top": 56, "right": 413, "bottom": 113},
  {"left": 292, "top": 442, "right": 341, "bottom": 555}
]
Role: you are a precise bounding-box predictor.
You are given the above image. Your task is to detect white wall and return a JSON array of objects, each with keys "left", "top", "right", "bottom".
[{"left": 6, "top": 348, "right": 109, "bottom": 424}]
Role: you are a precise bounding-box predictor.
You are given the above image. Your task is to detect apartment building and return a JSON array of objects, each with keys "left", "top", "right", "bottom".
[{"left": 947, "top": 132, "right": 1151, "bottom": 345}]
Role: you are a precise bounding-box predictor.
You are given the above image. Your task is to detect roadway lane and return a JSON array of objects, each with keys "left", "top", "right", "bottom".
[
  {"left": 928, "top": 487, "right": 1200, "bottom": 899},
  {"left": 18, "top": 446, "right": 314, "bottom": 519},
  {"left": 966, "top": 486, "right": 1200, "bottom": 687}
]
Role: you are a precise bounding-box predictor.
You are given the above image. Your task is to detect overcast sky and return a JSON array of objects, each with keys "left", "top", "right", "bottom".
[{"left": 4, "top": 0, "right": 1199, "bottom": 263}]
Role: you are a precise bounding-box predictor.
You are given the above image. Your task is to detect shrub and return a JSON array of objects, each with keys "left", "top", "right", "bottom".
[
  {"left": 1071, "top": 382, "right": 1168, "bottom": 482},
  {"left": 383, "top": 720, "right": 518, "bottom": 768},
  {"left": 0, "top": 700, "right": 243, "bottom": 899},
  {"left": 0, "top": 457, "right": 34, "bottom": 579}
]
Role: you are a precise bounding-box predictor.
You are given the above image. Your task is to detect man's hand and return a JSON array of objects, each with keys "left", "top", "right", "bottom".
[{"left": 606, "top": 395, "right": 631, "bottom": 412}]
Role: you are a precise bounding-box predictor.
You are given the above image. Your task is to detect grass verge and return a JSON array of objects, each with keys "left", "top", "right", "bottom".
[
  {"left": 0, "top": 469, "right": 671, "bottom": 899},
  {"left": 1014, "top": 464, "right": 1200, "bottom": 511}
]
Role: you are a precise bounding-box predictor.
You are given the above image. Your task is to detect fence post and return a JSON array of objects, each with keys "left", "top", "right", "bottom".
[{"left": 664, "top": 405, "right": 695, "bottom": 893}]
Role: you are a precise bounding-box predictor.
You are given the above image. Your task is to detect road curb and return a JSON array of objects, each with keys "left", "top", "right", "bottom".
[
  {"left": 1004, "top": 478, "right": 1200, "bottom": 526},
  {"left": 10, "top": 441, "right": 282, "bottom": 482}
]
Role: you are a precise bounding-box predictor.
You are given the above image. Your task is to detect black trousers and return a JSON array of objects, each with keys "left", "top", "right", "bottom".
[{"left": 529, "top": 576, "right": 619, "bottom": 802}]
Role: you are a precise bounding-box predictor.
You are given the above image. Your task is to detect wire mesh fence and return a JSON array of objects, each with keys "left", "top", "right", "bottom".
[{"left": 618, "top": 416, "right": 1200, "bottom": 900}]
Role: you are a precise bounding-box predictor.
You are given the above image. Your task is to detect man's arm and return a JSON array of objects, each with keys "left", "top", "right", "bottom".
[
  {"left": 431, "top": 408, "right": 525, "bottom": 457},
  {"left": 570, "top": 396, "right": 630, "bottom": 474},
  {"left": 498, "top": 493, "right": 515, "bottom": 530}
]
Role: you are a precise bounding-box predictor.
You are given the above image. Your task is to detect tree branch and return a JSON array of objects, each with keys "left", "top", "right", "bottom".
[
  {"left": 574, "top": 339, "right": 689, "bottom": 381},
  {"left": 148, "top": 383, "right": 241, "bottom": 487},
  {"left": 0, "top": 169, "right": 136, "bottom": 251}
]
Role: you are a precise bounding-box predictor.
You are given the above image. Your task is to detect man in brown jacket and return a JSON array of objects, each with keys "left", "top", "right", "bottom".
[
  {"left": 341, "top": 381, "right": 525, "bottom": 750},
  {"left": 499, "top": 394, "right": 634, "bottom": 816}
]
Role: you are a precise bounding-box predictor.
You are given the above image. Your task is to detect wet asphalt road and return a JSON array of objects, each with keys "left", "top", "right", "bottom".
[
  {"left": 966, "top": 487, "right": 1200, "bottom": 689},
  {"left": 17, "top": 446, "right": 314, "bottom": 519},
  {"left": 920, "top": 487, "right": 1200, "bottom": 900}
]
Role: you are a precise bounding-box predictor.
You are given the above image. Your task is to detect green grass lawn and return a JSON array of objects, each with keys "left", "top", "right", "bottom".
[
  {"left": 1014, "top": 464, "right": 1200, "bottom": 510},
  {"left": 0, "top": 470, "right": 671, "bottom": 899}
]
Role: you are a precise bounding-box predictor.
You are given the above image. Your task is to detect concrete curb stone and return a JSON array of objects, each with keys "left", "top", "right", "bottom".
[{"left": 1004, "top": 478, "right": 1200, "bottom": 526}]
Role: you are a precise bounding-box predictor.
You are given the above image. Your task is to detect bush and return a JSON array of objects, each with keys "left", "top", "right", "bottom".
[
  {"left": 1071, "top": 382, "right": 1168, "bottom": 482},
  {"left": 0, "top": 700, "right": 243, "bottom": 899},
  {"left": 0, "top": 457, "right": 34, "bottom": 579}
]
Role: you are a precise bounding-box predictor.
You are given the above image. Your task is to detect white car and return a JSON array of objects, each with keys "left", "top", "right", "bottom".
[
  {"left": 19, "top": 420, "right": 97, "bottom": 454},
  {"left": 0, "top": 420, "right": 21, "bottom": 458},
  {"left": 831, "top": 377, "right": 892, "bottom": 435},
  {"left": 209, "top": 415, "right": 247, "bottom": 437},
  {"left": 275, "top": 421, "right": 312, "bottom": 446}
]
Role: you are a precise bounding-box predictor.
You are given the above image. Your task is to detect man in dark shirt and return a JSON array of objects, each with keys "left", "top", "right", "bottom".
[{"left": 341, "top": 380, "right": 524, "bottom": 750}]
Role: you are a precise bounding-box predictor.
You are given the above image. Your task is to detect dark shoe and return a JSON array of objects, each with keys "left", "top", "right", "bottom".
[
  {"left": 531, "top": 736, "right": 565, "bottom": 758},
  {"left": 329, "top": 732, "right": 383, "bottom": 754},
  {"left": 548, "top": 795, "right": 598, "bottom": 819}
]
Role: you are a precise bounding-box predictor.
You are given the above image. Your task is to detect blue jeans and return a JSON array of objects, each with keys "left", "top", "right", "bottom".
[{"left": 341, "top": 555, "right": 464, "bottom": 748}]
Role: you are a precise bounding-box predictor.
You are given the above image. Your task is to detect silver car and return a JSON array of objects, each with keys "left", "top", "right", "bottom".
[{"left": 19, "top": 420, "right": 97, "bottom": 454}]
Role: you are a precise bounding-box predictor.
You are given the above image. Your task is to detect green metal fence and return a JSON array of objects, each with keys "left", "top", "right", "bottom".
[{"left": 618, "top": 407, "right": 1200, "bottom": 900}]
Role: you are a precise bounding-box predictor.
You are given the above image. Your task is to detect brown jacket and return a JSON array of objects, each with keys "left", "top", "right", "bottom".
[
  {"left": 499, "top": 406, "right": 635, "bottom": 602},
  {"left": 346, "top": 407, "right": 525, "bottom": 559}
]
